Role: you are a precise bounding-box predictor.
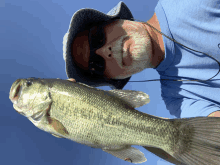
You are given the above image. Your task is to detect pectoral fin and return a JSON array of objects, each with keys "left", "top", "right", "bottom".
[
  {"left": 102, "top": 145, "right": 147, "bottom": 164},
  {"left": 47, "top": 116, "right": 69, "bottom": 137}
]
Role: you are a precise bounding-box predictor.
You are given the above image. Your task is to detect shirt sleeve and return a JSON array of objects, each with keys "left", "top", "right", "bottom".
[
  {"left": 181, "top": 99, "right": 220, "bottom": 118},
  {"left": 163, "top": 96, "right": 220, "bottom": 118}
]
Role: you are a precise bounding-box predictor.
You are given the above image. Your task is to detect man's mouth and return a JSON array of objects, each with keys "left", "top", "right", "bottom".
[
  {"left": 122, "top": 46, "right": 132, "bottom": 67},
  {"left": 122, "top": 37, "right": 127, "bottom": 66},
  {"left": 121, "top": 36, "right": 132, "bottom": 67}
]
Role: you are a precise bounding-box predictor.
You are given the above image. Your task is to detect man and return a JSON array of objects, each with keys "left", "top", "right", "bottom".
[
  {"left": 63, "top": 1, "right": 220, "bottom": 164},
  {"left": 63, "top": 1, "right": 220, "bottom": 117}
]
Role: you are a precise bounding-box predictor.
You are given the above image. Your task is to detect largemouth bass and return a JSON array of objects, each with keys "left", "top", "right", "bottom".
[{"left": 9, "top": 77, "right": 220, "bottom": 165}]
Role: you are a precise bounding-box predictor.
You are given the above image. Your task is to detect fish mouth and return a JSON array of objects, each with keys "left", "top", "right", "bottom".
[{"left": 9, "top": 79, "right": 22, "bottom": 104}]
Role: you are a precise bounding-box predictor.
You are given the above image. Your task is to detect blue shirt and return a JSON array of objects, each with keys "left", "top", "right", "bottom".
[{"left": 154, "top": 0, "right": 220, "bottom": 118}]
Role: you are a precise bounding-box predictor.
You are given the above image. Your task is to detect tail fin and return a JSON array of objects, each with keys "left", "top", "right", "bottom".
[{"left": 166, "top": 117, "right": 220, "bottom": 165}]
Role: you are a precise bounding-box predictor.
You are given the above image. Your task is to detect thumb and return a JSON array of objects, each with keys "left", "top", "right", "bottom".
[{"left": 67, "top": 78, "right": 76, "bottom": 82}]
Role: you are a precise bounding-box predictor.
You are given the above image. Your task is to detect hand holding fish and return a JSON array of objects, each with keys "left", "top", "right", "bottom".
[
  {"left": 66, "top": 78, "right": 76, "bottom": 82},
  {"left": 56, "top": 78, "right": 76, "bottom": 82}
]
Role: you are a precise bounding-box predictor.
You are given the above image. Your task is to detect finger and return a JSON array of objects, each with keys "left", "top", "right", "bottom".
[{"left": 67, "top": 78, "right": 76, "bottom": 82}]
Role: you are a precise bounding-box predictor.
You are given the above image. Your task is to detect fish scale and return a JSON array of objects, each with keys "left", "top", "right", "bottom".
[
  {"left": 50, "top": 83, "right": 164, "bottom": 148},
  {"left": 48, "top": 82, "right": 169, "bottom": 148}
]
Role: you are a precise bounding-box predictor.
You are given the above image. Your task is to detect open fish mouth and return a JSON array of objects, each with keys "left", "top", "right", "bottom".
[
  {"left": 9, "top": 78, "right": 47, "bottom": 120},
  {"left": 10, "top": 79, "right": 30, "bottom": 116},
  {"left": 9, "top": 79, "right": 22, "bottom": 104}
]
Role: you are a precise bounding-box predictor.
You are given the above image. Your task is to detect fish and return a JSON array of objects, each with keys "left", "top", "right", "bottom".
[{"left": 9, "top": 77, "right": 220, "bottom": 165}]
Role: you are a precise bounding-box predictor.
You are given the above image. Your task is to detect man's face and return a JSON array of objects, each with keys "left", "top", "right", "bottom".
[{"left": 71, "top": 19, "right": 154, "bottom": 79}]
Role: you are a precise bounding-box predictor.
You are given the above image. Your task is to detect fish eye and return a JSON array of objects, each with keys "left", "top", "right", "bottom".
[
  {"left": 25, "top": 77, "right": 38, "bottom": 87},
  {"left": 26, "top": 80, "right": 32, "bottom": 87}
]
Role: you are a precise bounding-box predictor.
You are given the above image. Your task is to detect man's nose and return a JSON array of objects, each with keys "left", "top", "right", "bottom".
[{"left": 95, "top": 45, "right": 112, "bottom": 59}]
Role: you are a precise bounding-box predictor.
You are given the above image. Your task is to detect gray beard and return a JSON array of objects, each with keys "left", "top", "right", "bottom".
[{"left": 110, "top": 30, "right": 153, "bottom": 79}]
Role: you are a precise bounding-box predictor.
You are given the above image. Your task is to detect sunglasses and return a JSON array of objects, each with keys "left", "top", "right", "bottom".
[{"left": 88, "top": 20, "right": 118, "bottom": 77}]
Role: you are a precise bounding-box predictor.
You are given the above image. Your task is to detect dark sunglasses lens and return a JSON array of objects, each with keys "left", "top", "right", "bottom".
[
  {"left": 89, "top": 55, "right": 105, "bottom": 76},
  {"left": 89, "top": 25, "right": 105, "bottom": 49},
  {"left": 88, "top": 23, "right": 107, "bottom": 76}
]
